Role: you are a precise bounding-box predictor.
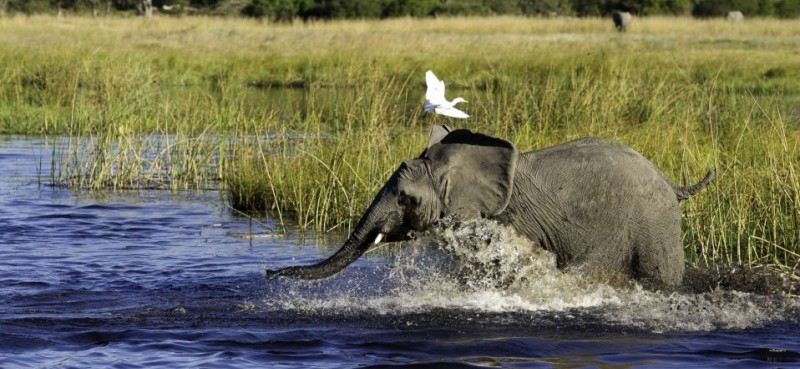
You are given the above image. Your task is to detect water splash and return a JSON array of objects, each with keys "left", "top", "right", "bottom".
[
  {"left": 381, "top": 218, "right": 627, "bottom": 312},
  {"left": 265, "top": 218, "right": 799, "bottom": 332}
]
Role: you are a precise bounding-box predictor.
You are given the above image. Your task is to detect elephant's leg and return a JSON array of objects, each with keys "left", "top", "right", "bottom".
[{"left": 632, "top": 213, "right": 684, "bottom": 289}]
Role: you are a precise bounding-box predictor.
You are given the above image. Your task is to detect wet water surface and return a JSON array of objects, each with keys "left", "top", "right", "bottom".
[{"left": 1, "top": 136, "right": 799, "bottom": 368}]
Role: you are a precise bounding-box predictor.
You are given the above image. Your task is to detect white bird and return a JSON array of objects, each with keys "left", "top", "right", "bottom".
[{"left": 424, "top": 70, "right": 469, "bottom": 119}]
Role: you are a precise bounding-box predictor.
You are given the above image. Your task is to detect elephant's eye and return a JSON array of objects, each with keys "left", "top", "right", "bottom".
[{"left": 398, "top": 191, "right": 418, "bottom": 208}]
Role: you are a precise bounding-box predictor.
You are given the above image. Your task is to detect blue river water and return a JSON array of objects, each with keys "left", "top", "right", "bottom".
[{"left": 1, "top": 136, "right": 799, "bottom": 368}]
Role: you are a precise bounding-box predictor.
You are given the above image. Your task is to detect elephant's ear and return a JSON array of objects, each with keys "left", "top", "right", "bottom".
[
  {"left": 424, "top": 129, "right": 518, "bottom": 218},
  {"left": 426, "top": 124, "right": 451, "bottom": 149}
]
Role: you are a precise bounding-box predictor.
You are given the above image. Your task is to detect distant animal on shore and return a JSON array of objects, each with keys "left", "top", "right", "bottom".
[
  {"left": 266, "top": 125, "right": 715, "bottom": 290},
  {"left": 612, "top": 11, "right": 633, "bottom": 32},
  {"left": 726, "top": 11, "right": 744, "bottom": 22}
]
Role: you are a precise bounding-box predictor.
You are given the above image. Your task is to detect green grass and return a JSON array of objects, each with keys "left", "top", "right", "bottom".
[{"left": 0, "top": 15, "right": 798, "bottom": 269}]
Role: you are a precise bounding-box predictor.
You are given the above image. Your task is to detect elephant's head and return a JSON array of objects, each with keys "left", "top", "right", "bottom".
[{"left": 266, "top": 125, "right": 518, "bottom": 280}]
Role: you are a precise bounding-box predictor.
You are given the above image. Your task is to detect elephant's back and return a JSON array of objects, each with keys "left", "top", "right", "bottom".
[
  {"left": 526, "top": 137, "right": 640, "bottom": 163},
  {"left": 522, "top": 137, "right": 678, "bottom": 223}
]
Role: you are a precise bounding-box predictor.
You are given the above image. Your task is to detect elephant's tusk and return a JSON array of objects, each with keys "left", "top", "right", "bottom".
[{"left": 373, "top": 233, "right": 384, "bottom": 244}]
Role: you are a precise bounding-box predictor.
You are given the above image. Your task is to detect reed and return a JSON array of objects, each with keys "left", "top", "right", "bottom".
[{"left": 1, "top": 15, "right": 798, "bottom": 269}]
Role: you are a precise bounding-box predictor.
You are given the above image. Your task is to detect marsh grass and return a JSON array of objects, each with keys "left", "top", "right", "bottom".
[{"left": 1, "top": 15, "right": 798, "bottom": 269}]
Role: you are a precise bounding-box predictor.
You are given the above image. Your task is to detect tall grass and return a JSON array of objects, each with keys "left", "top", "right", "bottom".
[{"left": 0, "top": 15, "right": 798, "bottom": 268}]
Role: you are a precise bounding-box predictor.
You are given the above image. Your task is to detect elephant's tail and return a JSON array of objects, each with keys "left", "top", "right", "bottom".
[{"left": 674, "top": 170, "right": 715, "bottom": 201}]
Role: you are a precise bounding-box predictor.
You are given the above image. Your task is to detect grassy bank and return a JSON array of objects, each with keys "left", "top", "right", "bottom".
[{"left": 0, "top": 15, "right": 798, "bottom": 269}]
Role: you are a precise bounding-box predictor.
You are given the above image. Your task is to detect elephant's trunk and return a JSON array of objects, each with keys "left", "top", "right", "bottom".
[
  {"left": 265, "top": 229, "right": 381, "bottom": 280},
  {"left": 265, "top": 188, "right": 396, "bottom": 280}
]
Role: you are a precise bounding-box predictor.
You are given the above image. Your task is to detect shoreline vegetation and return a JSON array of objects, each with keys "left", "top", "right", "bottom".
[
  {"left": 2, "top": 0, "right": 800, "bottom": 20},
  {"left": 0, "top": 15, "right": 798, "bottom": 274}
]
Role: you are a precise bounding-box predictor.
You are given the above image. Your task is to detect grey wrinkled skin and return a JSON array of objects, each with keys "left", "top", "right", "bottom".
[
  {"left": 266, "top": 125, "right": 714, "bottom": 290},
  {"left": 612, "top": 11, "right": 633, "bottom": 32}
]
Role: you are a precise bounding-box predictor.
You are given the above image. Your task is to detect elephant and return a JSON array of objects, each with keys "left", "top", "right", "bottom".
[
  {"left": 612, "top": 11, "right": 633, "bottom": 32},
  {"left": 726, "top": 11, "right": 744, "bottom": 22},
  {"left": 266, "top": 125, "right": 714, "bottom": 289}
]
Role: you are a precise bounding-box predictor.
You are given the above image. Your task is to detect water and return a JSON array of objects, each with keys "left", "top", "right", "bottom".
[{"left": 1, "top": 136, "right": 799, "bottom": 368}]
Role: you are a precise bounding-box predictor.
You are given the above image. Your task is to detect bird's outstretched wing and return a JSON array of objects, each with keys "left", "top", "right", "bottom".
[
  {"left": 435, "top": 106, "right": 470, "bottom": 119},
  {"left": 425, "top": 70, "right": 446, "bottom": 105}
]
